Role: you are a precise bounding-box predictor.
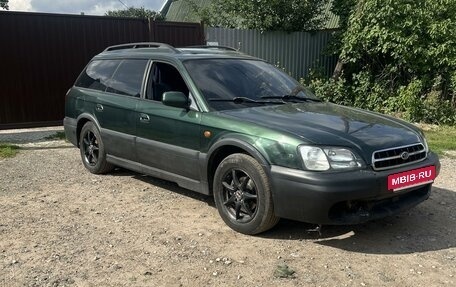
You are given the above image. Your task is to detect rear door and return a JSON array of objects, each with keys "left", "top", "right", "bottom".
[
  {"left": 77, "top": 58, "right": 149, "bottom": 161},
  {"left": 135, "top": 61, "right": 202, "bottom": 180}
]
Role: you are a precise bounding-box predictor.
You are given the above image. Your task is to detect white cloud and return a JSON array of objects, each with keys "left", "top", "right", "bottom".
[
  {"left": 23, "top": 0, "right": 165, "bottom": 15},
  {"left": 9, "top": 0, "right": 33, "bottom": 11},
  {"left": 89, "top": 2, "right": 122, "bottom": 15}
]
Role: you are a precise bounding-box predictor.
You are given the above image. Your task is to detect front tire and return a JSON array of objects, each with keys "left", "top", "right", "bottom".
[
  {"left": 79, "top": 122, "right": 114, "bottom": 174},
  {"left": 213, "top": 153, "right": 279, "bottom": 235}
]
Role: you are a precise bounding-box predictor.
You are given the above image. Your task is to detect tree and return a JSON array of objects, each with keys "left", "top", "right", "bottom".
[
  {"left": 328, "top": 0, "right": 357, "bottom": 78},
  {"left": 0, "top": 0, "right": 8, "bottom": 10},
  {"left": 105, "top": 6, "right": 164, "bottom": 20},
  {"left": 340, "top": 0, "right": 456, "bottom": 93},
  {"left": 331, "top": 0, "right": 356, "bottom": 32},
  {"left": 194, "top": 0, "right": 328, "bottom": 32},
  {"left": 310, "top": 0, "right": 456, "bottom": 124}
]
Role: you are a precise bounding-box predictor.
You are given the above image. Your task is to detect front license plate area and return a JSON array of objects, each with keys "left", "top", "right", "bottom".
[{"left": 388, "top": 165, "right": 436, "bottom": 192}]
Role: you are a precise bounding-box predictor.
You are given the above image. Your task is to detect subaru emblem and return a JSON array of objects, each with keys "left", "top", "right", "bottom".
[{"left": 400, "top": 151, "right": 410, "bottom": 160}]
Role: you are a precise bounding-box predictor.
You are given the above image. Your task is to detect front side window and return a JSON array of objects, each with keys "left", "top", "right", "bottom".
[
  {"left": 106, "top": 59, "right": 148, "bottom": 97},
  {"left": 75, "top": 60, "right": 121, "bottom": 91},
  {"left": 145, "top": 62, "right": 190, "bottom": 102},
  {"left": 183, "top": 59, "right": 318, "bottom": 111}
]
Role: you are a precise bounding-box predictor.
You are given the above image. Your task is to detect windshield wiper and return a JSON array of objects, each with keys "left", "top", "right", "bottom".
[
  {"left": 261, "top": 95, "right": 322, "bottom": 102},
  {"left": 208, "top": 96, "right": 284, "bottom": 105}
]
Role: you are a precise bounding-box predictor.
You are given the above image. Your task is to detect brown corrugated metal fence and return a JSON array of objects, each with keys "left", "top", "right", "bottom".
[
  {"left": 0, "top": 11, "right": 204, "bottom": 129},
  {"left": 150, "top": 21, "right": 205, "bottom": 47}
]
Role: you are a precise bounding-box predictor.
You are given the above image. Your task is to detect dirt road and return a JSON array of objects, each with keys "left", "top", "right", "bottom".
[{"left": 0, "top": 140, "right": 454, "bottom": 286}]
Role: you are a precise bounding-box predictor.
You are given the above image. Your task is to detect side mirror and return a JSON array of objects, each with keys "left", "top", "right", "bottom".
[{"left": 162, "top": 91, "right": 189, "bottom": 109}]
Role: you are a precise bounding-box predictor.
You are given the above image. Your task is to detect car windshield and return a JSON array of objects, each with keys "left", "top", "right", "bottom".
[{"left": 183, "top": 59, "right": 319, "bottom": 111}]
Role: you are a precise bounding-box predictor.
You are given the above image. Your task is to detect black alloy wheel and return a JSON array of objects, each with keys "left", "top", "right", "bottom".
[
  {"left": 82, "top": 130, "right": 99, "bottom": 166},
  {"left": 213, "top": 153, "right": 279, "bottom": 234},
  {"left": 221, "top": 168, "right": 258, "bottom": 223},
  {"left": 79, "top": 122, "right": 114, "bottom": 174}
]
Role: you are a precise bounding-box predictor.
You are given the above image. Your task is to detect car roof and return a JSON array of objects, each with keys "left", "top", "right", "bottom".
[{"left": 93, "top": 42, "right": 259, "bottom": 61}]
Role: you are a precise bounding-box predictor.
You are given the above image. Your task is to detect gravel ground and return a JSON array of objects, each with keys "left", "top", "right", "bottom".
[
  {"left": 0, "top": 134, "right": 455, "bottom": 287},
  {"left": 0, "top": 126, "right": 63, "bottom": 144}
]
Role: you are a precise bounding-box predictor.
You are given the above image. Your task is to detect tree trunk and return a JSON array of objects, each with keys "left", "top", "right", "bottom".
[{"left": 332, "top": 58, "right": 344, "bottom": 80}]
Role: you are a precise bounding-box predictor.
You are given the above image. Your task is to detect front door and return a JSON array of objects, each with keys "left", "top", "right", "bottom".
[{"left": 135, "top": 61, "right": 202, "bottom": 180}]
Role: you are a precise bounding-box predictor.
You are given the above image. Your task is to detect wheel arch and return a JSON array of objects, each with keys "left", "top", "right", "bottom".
[
  {"left": 205, "top": 138, "right": 270, "bottom": 194},
  {"left": 76, "top": 113, "right": 101, "bottom": 147}
]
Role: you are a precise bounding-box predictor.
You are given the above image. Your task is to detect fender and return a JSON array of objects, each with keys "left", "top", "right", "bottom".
[
  {"left": 77, "top": 113, "right": 101, "bottom": 130},
  {"left": 208, "top": 137, "right": 270, "bottom": 166},
  {"left": 200, "top": 134, "right": 272, "bottom": 193}
]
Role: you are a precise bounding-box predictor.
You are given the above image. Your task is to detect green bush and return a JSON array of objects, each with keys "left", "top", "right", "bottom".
[
  {"left": 308, "top": 0, "right": 456, "bottom": 125},
  {"left": 305, "top": 73, "right": 456, "bottom": 125},
  {"left": 421, "top": 92, "right": 456, "bottom": 125},
  {"left": 384, "top": 79, "right": 424, "bottom": 121},
  {"left": 304, "top": 75, "right": 352, "bottom": 106}
]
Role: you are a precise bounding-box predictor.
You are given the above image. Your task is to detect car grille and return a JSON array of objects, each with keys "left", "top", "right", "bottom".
[{"left": 372, "top": 143, "right": 427, "bottom": 171}]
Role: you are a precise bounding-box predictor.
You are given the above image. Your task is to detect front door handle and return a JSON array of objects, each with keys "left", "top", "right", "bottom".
[
  {"left": 139, "top": 113, "right": 150, "bottom": 122},
  {"left": 96, "top": 104, "right": 104, "bottom": 112}
]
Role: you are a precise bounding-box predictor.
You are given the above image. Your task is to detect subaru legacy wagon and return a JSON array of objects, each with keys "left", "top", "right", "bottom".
[{"left": 64, "top": 43, "right": 440, "bottom": 234}]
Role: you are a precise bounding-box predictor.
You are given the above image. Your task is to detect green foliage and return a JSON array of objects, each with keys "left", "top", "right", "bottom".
[
  {"left": 384, "top": 79, "right": 424, "bottom": 121},
  {"left": 421, "top": 92, "right": 456, "bottom": 125},
  {"left": 194, "top": 0, "right": 328, "bottom": 32},
  {"left": 327, "top": 0, "right": 356, "bottom": 53},
  {"left": 0, "top": 0, "right": 8, "bottom": 10},
  {"left": 303, "top": 71, "right": 353, "bottom": 106},
  {"left": 312, "top": 0, "right": 456, "bottom": 125},
  {"left": 341, "top": 0, "right": 456, "bottom": 84},
  {"left": 0, "top": 143, "right": 19, "bottom": 158},
  {"left": 331, "top": 0, "right": 356, "bottom": 30},
  {"left": 105, "top": 6, "right": 164, "bottom": 20},
  {"left": 304, "top": 72, "right": 456, "bottom": 125}
]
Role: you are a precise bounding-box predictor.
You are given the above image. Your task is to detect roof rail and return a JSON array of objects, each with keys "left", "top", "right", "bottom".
[
  {"left": 104, "top": 42, "right": 179, "bottom": 53},
  {"left": 186, "top": 45, "right": 238, "bottom": 51}
]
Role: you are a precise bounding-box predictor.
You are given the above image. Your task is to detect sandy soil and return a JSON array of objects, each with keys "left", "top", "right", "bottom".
[{"left": 0, "top": 140, "right": 454, "bottom": 287}]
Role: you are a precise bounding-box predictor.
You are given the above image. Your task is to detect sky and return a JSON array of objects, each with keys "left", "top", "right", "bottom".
[{"left": 6, "top": 0, "right": 166, "bottom": 15}]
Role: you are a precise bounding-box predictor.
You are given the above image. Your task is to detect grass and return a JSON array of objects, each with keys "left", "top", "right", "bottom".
[
  {"left": 422, "top": 125, "right": 456, "bottom": 157},
  {"left": 0, "top": 143, "right": 19, "bottom": 158},
  {"left": 44, "top": 131, "right": 66, "bottom": 140}
]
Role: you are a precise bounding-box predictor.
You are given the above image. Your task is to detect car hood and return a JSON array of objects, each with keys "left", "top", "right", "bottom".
[{"left": 218, "top": 102, "right": 423, "bottom": 163}]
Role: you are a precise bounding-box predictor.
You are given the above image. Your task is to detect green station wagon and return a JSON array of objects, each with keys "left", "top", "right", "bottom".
[{"left": 64, "top": 42, "right": 440, "bottom": 234}]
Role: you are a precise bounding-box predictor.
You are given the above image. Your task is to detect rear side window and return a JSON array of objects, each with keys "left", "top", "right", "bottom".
[
  {"left": 75, "top": 60, "right": 120, "bottom": 91},
  {"left": 106, "top": 59, "right": 148, "bottom": 97}
]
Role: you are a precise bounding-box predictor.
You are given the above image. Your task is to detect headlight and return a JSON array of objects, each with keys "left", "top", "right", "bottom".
[
  {"left": 298, "top": 146, "right": 330, "bottom": 171},
  {"left": 298, "top": 146, "right": 364, "bottom": 171}
]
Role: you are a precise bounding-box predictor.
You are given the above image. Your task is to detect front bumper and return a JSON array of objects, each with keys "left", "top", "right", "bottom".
[{"left": 270, "top": 152, "right": 440, "bottom": 225}]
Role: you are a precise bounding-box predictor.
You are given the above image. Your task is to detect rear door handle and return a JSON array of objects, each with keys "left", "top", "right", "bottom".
[
  {"left": 96, "top": 104, "right": 104, "bottom": 112},
  {"left": 139, "top": 113, "right": 150, "bottom": 122}
]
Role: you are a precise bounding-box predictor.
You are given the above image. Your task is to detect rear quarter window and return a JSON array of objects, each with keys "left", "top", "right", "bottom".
[
  {"left": 106, "top": 59, "right": 148, "bottom": 97},
  {"left": 75, "top": 60, "right": 121, "bottom": 91}
]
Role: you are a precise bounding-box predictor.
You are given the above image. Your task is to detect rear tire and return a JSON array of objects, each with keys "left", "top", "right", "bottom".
[
  {"left": 213, "top": 153, "right": 279, "bottom": 235},
  {"left": 79, "top": 122, "right": 114, "bottom": 174}
]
